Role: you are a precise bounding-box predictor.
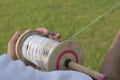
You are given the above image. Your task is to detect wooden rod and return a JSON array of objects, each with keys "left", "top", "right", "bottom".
[{"left": 68, "top": 61, "right": 107, "bottom": 80}]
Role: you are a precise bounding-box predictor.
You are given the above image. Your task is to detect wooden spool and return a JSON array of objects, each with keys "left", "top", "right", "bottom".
[{"left": 15, "top": 30, "right": 107, "bottom": 80}]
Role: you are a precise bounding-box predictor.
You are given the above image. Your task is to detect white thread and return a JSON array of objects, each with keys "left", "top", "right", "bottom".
[
  {"left": 68, "top": 2, "right": 120, "bottom": 40},
  {"left": 21, "top": 34, "right": 60, "bottom": 69}
]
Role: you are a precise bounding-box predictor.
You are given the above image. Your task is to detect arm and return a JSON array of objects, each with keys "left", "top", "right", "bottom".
[{"left": 100, "top": 29, "right": 120, "bottom": 80}]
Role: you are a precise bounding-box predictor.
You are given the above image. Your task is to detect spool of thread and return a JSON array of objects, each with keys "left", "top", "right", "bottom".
[
  {"left": 15, "top": 30, "right": 107, "bottom": 80},
  {"left": 15, "top": 30, "right": 84, "bottom": 70}
]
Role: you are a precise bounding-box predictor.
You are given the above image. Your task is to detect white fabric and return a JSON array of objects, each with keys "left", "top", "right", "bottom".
[{"left": 0, "top": 54, "right": 93, "bottom": 80}]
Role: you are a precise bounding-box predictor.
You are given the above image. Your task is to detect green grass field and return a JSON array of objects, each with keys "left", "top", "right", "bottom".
[{"left": 0, "top": 0, "right": 120, "bottom": 71}]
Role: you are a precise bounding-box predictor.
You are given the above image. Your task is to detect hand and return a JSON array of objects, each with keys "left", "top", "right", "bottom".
[{"left": 7, "top": 27, "right": 61, "bottom": 60}]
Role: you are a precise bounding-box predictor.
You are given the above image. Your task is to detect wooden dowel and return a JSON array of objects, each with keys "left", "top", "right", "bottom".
[{"left": 68, "top": 61, "right": 107, "bottom": 80}]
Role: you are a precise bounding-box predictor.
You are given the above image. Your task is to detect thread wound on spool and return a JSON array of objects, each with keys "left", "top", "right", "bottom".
[{"left": 21, "top": 34, "right": 60, "bottom": 69}]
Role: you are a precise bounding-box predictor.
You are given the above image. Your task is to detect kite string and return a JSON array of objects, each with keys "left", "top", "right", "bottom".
[{"left": 67, "top": 2, "right": 120, "bottom": 41}]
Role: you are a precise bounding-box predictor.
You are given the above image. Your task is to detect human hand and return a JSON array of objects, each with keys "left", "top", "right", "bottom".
[{"left": 7, "top": 27, "right": 61, "bottom": 60}]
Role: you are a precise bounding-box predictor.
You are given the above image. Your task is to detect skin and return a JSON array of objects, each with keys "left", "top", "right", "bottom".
[{"left": 100, "top": 29, "right": 120, "bottom": 80}]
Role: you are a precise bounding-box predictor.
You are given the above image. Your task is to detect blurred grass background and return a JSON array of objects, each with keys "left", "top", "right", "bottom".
[{"left": 0, "top": 0, "right": 120, "bottom": 71}]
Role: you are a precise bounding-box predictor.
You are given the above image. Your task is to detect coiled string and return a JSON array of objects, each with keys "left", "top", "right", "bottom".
[{"left": 21, "top": 34, "right": 60, "bottom": 69}]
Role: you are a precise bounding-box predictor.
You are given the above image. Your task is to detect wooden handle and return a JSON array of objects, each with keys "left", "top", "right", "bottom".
[{"left": 68, "top": 61, "right": 107, "bottom": 80}]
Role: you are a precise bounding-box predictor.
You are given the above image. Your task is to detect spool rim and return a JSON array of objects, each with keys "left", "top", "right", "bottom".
[
  {"left": 15, "top": 30, "right": 43, "bottom": 65},
  {"left": 47, "top": 41, "right": 84, "bottom": 71}
]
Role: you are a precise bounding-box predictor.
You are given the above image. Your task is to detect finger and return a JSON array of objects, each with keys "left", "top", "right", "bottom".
[
  {"left": 8, "top": 31, "right": 23, "bottom": 45},
  {"left": 8, "top": 31, "right": 23, "bottom": 60},
  {"left": 36, "top": 27, "right": 49, "bottom": 36},
  {"left": 48, "top": 32, "right": 61, "bottom": 39}
]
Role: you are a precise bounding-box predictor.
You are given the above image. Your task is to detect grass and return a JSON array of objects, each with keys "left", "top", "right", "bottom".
[{"left": 0, "top": 0, "right": 120, "bottom": 71}]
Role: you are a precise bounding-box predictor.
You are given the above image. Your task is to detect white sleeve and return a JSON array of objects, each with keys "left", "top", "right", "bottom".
[{"left": 0, "top": 54, "right": 93, "bottom": 80}]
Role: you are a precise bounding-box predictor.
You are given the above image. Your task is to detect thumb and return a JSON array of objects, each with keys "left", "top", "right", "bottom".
[{"left": 8, "top": 31, "right": 23, "bottom": 60}]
